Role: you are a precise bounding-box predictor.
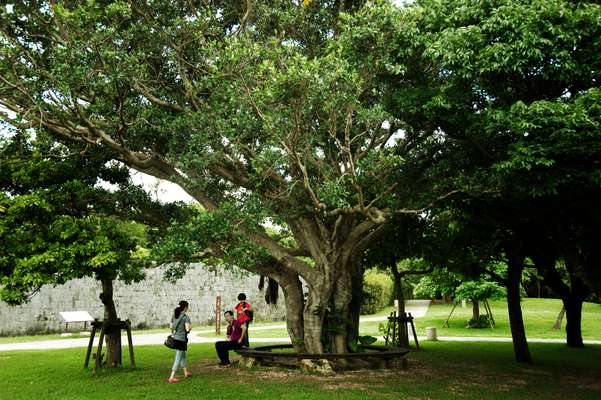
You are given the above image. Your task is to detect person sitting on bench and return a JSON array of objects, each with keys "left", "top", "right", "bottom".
[{"left": 215, "top": 310, "right": 247, "bottom": 367}]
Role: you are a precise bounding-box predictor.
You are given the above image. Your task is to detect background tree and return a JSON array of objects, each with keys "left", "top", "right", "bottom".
[
  {"left": 384, "top": 0, "right": 601, "bottom": 361},
  {"left": 0, "top": 130, "right": 180, "bottom": 367},
  {"left": 361, "top": 215, "right": 435, "bottom": 346},
  {"left": 413, "top": 268, "right": 506, "bottom": 323}
]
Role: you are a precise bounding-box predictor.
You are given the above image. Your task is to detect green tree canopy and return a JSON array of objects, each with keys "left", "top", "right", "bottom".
[
  {"left": 1, "top": 0, "right": 599, "bottom": 361},
  {"left": 0, "top": 129, "right": 186, "bottom": 366}
]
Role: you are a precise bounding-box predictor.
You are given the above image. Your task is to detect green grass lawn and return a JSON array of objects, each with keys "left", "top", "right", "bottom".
[
  {"left": 359, "top": 298, "right": 601, "bottom": 340},
  {"left": 1, "top": 342, "right": 599, "bottom": 399},
  {"left": 2, "top": 298, "right": 599, "bottom": 344},
  {"left": 237, "top": 298, "right": 601, "bottom": 340}
]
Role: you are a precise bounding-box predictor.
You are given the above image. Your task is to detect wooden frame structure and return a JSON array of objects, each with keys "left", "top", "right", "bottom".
[
  {"left": 384, "top": 311, "right": 419, "bottom": 349},
  {"left": 442, "top": 299, "right": 496, "bottom": 328},
  {"left": 84, "top": 319, "right": 136, "bottom": 374}
]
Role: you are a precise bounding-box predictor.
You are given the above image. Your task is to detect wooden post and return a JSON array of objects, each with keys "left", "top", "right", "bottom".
[
  {"left": 398, "top": 312, "right": 409, "bottom": 347},
  {"left": 391, "top": 311, "right": 397, "bottom": 346},
  {"left": 84, "top": 321, "right": 98, "bottom": 368},
  {"left": 483, "top": 299, "right": 495, "bottom": 328},
  {"left": 125, "top": 320, "right": 136, "bottom": 369},
  {"left": 442, "top": 301, "right": 459, "bottom": 328},
  {"left": 385, "top": 312, "right": 393, "bottom": 346},
  {"left": 409, "top": 313, "right": 419, "bottom": 350},
  {"left": 215, "top": 295, "right": 222, "bottom": 335},
  {"left": 553, "top": 306, "right": 566, "bottom": 330},
  {"left": 94, "top": 325, "right": 105, "bottom": 375}
]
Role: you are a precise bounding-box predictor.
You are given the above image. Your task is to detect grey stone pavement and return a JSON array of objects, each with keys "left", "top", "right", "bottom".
[{"left": 2, "top": 300, "right": 599, "bottom": 351}]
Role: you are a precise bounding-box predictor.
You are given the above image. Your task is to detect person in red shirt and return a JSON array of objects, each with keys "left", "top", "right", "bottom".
[
  {"left": 234, "top": 293, "right": 252, "bottom": 346},
  {"left": 215, "top": 311, "right": 247, "bottom": 366}
]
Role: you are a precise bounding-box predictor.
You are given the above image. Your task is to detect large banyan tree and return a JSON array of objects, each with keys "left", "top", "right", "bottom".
[
  {"left": 3, "top": 0, "right": 601, "bottom": 365},
  {"left": 0, "top": 1, "right": 458, "bottom": 357}
]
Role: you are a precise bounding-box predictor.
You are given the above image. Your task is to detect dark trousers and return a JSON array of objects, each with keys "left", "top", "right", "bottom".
[{"left": 215, "top": 341, "right": 242, "bottom": 364}]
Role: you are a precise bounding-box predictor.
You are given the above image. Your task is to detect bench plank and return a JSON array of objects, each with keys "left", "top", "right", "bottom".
[{"left": 235, "top": 344, "right": 410, "bottom": 361}]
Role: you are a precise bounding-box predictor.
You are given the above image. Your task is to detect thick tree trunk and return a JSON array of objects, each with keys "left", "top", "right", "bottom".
[
  {"left": 347, "top": 262, "right": 364, "bottom": 347},
  {"left": 564, "top": 297, "right": 584, "bottom": 347},
  {"left": 563, "top": 252, "right": 590, "bottom": 348},
  {"left": 569, "top": 244, "right": 601, "bottom": 299},
  {"left": 532, "top": 254, "right": 568, "bottom": 333},
  {"left": 532, "top": 252, "right": 587, "bottom": 347},
  {"left": 303, "top": 288, "right": 327, "bottom": 354},
  {"left": 301, "top": 263, "right": 357, "bottom": 356},
  {"left": 506, "top": 251, "right": 532, "bottom": 363},
  {"left": 390, "top": 263, "right": 408, "bottom": 346},
  {"left": 472, "top": 300, "right": 480, "bottom": 321},
  {"left": 100, "top": 278, "right": 121, "bottom": 368},
  {"left": 278, "top": 274, "right": 306, "bottom": 352},
  {"left": 287, "top": 216, "right": 378, "bottom": 361},
  {"left": 251, "top": 262, "right": 307, "bottom": 352},
  {"left": 331, "top": 268, "right": 352, "bottom": 354},
  {"left": 390, "top": 265, "right": 406, "bottom": 314}
]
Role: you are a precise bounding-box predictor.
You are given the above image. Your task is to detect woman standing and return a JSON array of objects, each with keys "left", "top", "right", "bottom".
[{"left": 168, "top": 300, "right": 192, "bottom": 383}]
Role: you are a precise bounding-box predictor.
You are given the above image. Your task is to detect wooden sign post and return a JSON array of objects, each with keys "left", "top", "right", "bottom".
[{"left": 215, "top": 296, "right": 222, "bottom": 335}]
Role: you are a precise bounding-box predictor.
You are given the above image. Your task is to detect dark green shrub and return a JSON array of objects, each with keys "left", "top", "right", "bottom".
[{"left": 465, "top": 314, "right": 493, "bottom": 329}]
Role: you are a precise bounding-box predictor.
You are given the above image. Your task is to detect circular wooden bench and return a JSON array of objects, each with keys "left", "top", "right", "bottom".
[{"left": 235, "top": 344, "right": 410, "bottom": 371}]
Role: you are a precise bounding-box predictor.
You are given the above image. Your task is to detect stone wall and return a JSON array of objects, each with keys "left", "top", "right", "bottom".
[{"left": 0, "top": 264, "right": 286, "bottom": 336}]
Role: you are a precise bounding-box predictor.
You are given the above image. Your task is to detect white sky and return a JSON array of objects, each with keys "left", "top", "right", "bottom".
[
  {"left": 1, "top": 116, "right": 194, "bottom": 204},
  {"left": 92, "top": 163, "right": 195, "bottom": 203},
  {"left": 129, "top": 170, "right": 196, "bottom": 204}
]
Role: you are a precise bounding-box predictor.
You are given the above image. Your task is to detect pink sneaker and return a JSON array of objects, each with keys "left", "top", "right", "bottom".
[
  {"left": 184, "top": 372, "right": 192, "bottom": 378},
  {"left": 168, "top": 377, "right": 179, "bottom": 384}
]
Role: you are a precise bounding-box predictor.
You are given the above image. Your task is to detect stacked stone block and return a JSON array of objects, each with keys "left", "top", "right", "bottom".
[{"left": 0, "top": 264, "right": 286, "bottom": 336}]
